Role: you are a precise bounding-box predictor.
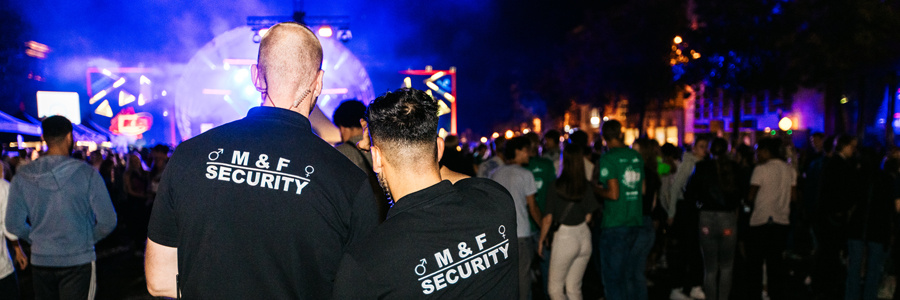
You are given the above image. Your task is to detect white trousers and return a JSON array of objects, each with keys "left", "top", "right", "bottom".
[{"left": 548, "top": 222, "right": 592, "bottom": 300}]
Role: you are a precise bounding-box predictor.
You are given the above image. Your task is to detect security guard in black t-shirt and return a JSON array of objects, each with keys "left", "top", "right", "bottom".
[
  {"left": 145, "top": 22, "right": 378, "bottom": 299},
  {"left": 332, "top": 88, "right": 519, "bottom": 299}
]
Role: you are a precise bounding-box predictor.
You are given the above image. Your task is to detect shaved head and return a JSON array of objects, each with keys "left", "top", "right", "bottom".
[{"left": 256, "top": 22, "right": 323, "bottom": 108}]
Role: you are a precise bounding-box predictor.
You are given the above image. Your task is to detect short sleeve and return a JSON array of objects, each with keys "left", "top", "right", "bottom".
[
  {"left": 147, "top": 153, "right": 180, "bottom": 247},
  {"left": 582, "top": 187, "right": 600, "bottom": 213},
  {"left": 790, "top": 168, "right": 798, "bottom": 187},
  {"left": 347, "top": 180, "right": 379, "bottom": 248},
  {"left": 597, "top": 155, "right": 617, "bottom": 185},
  {"left": 524, "top": 173, "right": 538, "bottom": 196},
  {"left": 750, "top": 165, "right": 763, "bottom": 187},
  {"left": 893, "top": 176, "right": 900, "bottom": 199},
  {"left": 545, "top": 187, "right": 558, "bottom": 216},
  {"left": 332, "top": 253, "right": 375, "bottom": 298}
]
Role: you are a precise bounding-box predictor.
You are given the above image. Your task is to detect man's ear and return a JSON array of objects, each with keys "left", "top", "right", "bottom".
[
  {"left": 251, "top": 64, "right": 265, "bottom": 92},
  {"left": 311, "top": 69, "right": 325, "bottom": 98},
  {"left": 356, "top": 119, "right": 370, "bottom": 151},
  {"left": 436, "top": 137, "right": 445, "bottom": 162},
  {"left": 371, "top": 145, "right": 384, "bottom": 174}
]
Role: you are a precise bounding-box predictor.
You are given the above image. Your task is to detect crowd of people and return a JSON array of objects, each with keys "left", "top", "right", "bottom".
[
  {"left": 2, "top": 21, "right": 900, "bottom": 300},
  {"left": 435, "top": 121, "right": 900, "bottom": 300},
  {"left": 0, "top": 127, "right": 171, "bottom": 299}
]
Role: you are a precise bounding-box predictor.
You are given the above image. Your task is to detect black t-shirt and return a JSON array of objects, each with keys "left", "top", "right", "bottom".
[
  {"left": 147, "top": 107, "right": 378, "bottom": 299},
  {"left": 545, "top": 185, "right": 599, "bottom": 226},
  {"left": 332, "top": 179, "right": 519, "bottom": 299}
]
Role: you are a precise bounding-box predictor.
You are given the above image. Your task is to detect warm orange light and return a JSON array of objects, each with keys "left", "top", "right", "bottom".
[
  {"left": 505, "top": 130, "right": 514, "bottom": 139},
  {"left": 26, "top": 41, "right": 49, "bottom": 53},
  {"left": 674, "top": 36, "right": 683, "bottom": 44},
  {"left": 778, "top": 117, "right": 793, "bottom": 131},
  {"left": 318, "top": 26, "right": 333, "bottom": 38}
]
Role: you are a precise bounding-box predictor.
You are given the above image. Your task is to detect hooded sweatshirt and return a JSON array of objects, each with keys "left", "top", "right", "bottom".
[
  {"left": 5, "top": 155, "right": 117, "bottom": 267},
  {"left": 665, "top": 152, "right": 703, "bottom": 219}
]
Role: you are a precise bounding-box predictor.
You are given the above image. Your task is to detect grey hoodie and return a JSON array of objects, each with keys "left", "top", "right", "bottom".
[
  {"left": 5, "top": 155, "right": 117, "bottom": 267},
  {"left": 664, "top": 153, "right": 703, "bottom": 219}
]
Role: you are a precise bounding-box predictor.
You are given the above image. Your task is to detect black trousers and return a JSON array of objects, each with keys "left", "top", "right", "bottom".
[
  {"left": 746, "top": 223, "right": 790, "bottom": 300},
  {"left": 0, "top": 270, "right": 19, "bottom": 300},
  {"left": 813, "top": 221, "right": 846, "bottom": 298},
  {"left": 32, "top": 262, "right": 95, "bottom": 300},
  {"left": 668, "top": 200, "right": 705, "bottom": 291}
]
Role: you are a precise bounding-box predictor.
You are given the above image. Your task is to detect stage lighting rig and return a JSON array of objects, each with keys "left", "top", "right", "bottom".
[{"left": 247, "top": 15, "right": 351, "bottom": 43}]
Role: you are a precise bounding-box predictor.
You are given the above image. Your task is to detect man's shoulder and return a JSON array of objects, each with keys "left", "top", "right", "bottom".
[
  {"left": 602, "top": 147, "right": 636, "bottom": 161},
  {"left": 455, "top": 177, "right": 513, "bottom": 200},
  {"left": 695, "top": 159, "right": 716, "bottom": 169},
  {"left": 335, "top": 142, "right": 355, "bottom": 152},
  {"left": 530, "top": 156, "right": 553, "bottom": 166}
]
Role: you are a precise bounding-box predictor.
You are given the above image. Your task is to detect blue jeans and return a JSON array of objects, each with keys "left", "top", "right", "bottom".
[
  {"left": 630, "top": 217, "right": 654, "bottom": 300},
  {"left": 846, "top": 240, "right": 887, "bottom": 300},
  {"left": 699, "top": 211, "right": 737, "bottom": 300},
  {"left": 599, "top": 226, "right": 639, "bottom": 300}
]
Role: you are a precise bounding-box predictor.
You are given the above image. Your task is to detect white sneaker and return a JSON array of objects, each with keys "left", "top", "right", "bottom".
[
  {"left": 670, "top": 288, "right": 691, "bottom": 300},
  {"left": 689, "top": 286, "right": 706, "bottom": 299}
]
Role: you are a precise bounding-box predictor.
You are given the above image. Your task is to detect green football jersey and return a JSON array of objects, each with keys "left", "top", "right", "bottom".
[{"left": 596, "top": 147, "right": 644, "bottom": 228}]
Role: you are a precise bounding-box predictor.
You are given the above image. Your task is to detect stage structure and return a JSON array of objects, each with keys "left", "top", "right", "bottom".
[
  {"left": 85, "top": 67, "right": 169, "bottom": 146},
  {"left": 400, "top": 67, "right": 457, "bottom": 135},
  {"left": 174, "top": 25, "right": 374, "bottom": 144}
]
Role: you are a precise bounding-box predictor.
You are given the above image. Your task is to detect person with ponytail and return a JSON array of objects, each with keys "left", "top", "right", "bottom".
[
  {"left": 539, "top": 143, "right": 599, "bottom": 300},
  {"left": 685, "top": 138, "right": 741, "bottom": 300}
]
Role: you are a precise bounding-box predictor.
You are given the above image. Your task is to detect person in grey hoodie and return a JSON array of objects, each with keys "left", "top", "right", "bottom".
[{"left": 4, "top": 116, "right": 117, "bottom": 300}]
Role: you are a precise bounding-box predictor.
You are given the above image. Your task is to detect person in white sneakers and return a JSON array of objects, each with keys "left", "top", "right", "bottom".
[{"left": 668, "top": 137, "right": 709, "bottom": 300}]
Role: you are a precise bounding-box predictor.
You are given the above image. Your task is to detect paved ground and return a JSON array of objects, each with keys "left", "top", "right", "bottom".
[{"left": 6, "top": 230, "right": 891, "bottom": 300}]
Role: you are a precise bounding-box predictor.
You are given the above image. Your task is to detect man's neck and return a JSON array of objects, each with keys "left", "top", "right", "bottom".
[
  {"left": 261, "top": 96, "right": 310, "bottom": 117},
  {"left": 386, "top": 165, "right": 442, "bottom": 204},
  {"left": 839, "top": 151, "right": 852, "bottom": 159},
  {"left": 45, "top": 146, "right": 69, "bottom": 157},
  {"left": 339, "top": 127, "right": 364, "bottom": 143},
  {"left": 606, "top": 140, "right": 625, "bottom": 149}
]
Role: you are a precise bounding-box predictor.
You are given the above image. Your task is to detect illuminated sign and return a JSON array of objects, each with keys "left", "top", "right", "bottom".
[
  {"left": 36, "top": 91, "right": 81, "bottom": 124},
  {"left": 109, "top": 107, "right": 153, "bottom": 137}
]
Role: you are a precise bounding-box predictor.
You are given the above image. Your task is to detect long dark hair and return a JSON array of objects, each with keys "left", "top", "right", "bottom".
[
  {"left": 710, "top": 138, "right": 737, "bottom": 194},
  {"left": 634, "top": 138, "right": 659, "bottom": 175},
  {"left": 555, "top": 143, "right": 586, "bottom": 200}
]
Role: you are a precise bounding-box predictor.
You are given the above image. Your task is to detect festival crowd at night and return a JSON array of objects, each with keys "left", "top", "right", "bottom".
[{"left": 3, "top": 0, "right": 900, "bottom": 300}]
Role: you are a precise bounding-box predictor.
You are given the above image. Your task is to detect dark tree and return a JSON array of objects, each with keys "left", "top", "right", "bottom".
[
  {"left": 538, "top": 0, "right": 685, "bottom": 128},
  {"left": 0, "top": 3, "right": 33, "bottom": 114},
  {"left": 780, "top": 0, "right": 900, "bottom": 136}
]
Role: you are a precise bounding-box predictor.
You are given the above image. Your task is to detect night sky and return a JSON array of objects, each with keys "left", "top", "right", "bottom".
[{"left": 7, "top": 0, "right": 588, "bottom": 137}]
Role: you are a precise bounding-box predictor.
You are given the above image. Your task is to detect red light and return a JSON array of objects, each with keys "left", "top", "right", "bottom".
[{"left": 317, "top": 26, "right": 333, "bottom": 38}]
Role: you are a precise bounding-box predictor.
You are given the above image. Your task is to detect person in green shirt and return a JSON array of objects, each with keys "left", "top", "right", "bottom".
[
  {"left": 524, "top": 132, "right": 557, "bottom": 297},
  {"left": 594, "top": 119, "right": 645, "bottom": 300},
  {"left": 524, "top": 132, "right": 557, "bottom": 230}
]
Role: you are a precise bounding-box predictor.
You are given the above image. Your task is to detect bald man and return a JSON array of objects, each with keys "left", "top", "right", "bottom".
[{"left": 145, "top": 22, "right": 379, "bottom": 299}]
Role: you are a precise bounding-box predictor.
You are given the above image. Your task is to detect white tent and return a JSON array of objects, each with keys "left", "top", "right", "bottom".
[
  {"left": 22, "top": 114, "right": 108, "bottom": 143},
  {"left": 0, "top": 110, "right": 40, "bottom": 136}
]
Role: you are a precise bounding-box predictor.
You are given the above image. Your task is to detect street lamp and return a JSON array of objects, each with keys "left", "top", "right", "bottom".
[{"left": 778, "top": 117, "right": 793, "bottom": 131}]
